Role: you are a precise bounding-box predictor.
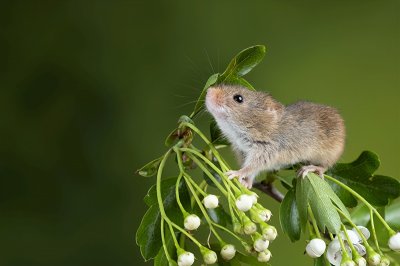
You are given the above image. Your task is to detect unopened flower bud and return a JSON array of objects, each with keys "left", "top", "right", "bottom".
[
  {"left": 243, "top": 220, "right": 257, "bottom": 235},
  {"left": 259, "top": 209, "right": 272, "bottom": 222},
  {"left": 388, "top": 232, "right": 400, "bottom": 252},
  {"left": 257, "top": 249, "right": 271, "bottom": 262},
  {"left": 352, "top": 226, "right": 370, "bottom": 241},
  {"left": 236, "top": 194, "right": 254, "bottom": 212},
  {"left": 184, "top": 214, "right": 200, "bottom": 231},
  {"left": 379, "top": 256, "right": 390, "bottom": 266},
  {"left": 202, "top": 249, "right": 217, "bottom": 264},
  {"left": 248, "top": 192, "right": 258, "bottom": 204},
  {"left": 367, "top": 250, "right": 381, "bottom": 266},
  {"left": 262, "top": 225, "right": 277, "bottom": 241},
  {"left": 177, "top": 251, "right": 195, "bottom": 266},
  {"left": 354, "top": 257, "right": 367, "bottom": 266},
  {"left": 220, "top": 244, "right": 236, "bottom": 260},
  {"left": 305, "top": 238, "right": 326, "bottom": 258},
  {"left": 203, "top": 194, "right": 219, "bottom": 209},
  {"left": 233, "top": 221, "right": 244, "bottom": 234},
  {"left": 254, "top": 234, "right": 270, "bottom": 252}
]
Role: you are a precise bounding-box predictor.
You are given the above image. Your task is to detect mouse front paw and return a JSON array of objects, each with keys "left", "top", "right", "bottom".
[{"left": 225, "top": 170, "right": 253, "bottom": 189}]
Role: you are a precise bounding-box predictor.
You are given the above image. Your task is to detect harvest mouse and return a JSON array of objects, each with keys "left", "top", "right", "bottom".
[{"left": 205, "top": 84, "right": 345, "bottom": 188}]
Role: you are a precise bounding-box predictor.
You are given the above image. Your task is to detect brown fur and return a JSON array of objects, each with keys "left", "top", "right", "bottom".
[{"left": 205, "top": 84, "right": 345, "bottom": 188}]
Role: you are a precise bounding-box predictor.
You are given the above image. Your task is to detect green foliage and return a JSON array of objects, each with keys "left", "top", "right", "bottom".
[
  {"left": 328, "top": 151, "right": 400, "bottom": 207},
  {"left": 296, "top": 174, "right": 349, "bottom": 234},
  {"left": 279, "top": 188, "right": 301, "bottom": 242},
  {"left": 137, "top": 156, "right": 163, "bottom": 177},
  {"left": 136, "top": 177, "right": 190, "bottom": 261},
  {"left": 219, "top": 45, "right": 266, "bottom": 81}
]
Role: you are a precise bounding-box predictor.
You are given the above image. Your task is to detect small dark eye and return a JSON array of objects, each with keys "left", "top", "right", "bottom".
[{"left": 233, "top": 94, "right": 243, "bottom": 103}]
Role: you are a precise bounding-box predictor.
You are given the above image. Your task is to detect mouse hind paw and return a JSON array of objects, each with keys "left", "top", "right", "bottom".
[
  {"left": 297, "top": 165, "right": 326, "bottom": 179},
  {"left": 225, "top": 170, "right": 253, "bottom": 189}
]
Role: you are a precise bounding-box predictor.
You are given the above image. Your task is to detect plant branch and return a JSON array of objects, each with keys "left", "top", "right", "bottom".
[{"left": 253, "top": 181, "right": 284, "bottom": 203}]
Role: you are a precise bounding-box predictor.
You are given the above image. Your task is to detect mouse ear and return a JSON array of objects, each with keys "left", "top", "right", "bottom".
[{"left": 265, "top": 96, "right": 283, "bottom": 113}]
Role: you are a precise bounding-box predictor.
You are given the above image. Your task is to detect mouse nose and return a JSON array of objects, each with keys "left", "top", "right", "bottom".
[{"left": 206, "top": 87, "right": 223, "bottom": 107}]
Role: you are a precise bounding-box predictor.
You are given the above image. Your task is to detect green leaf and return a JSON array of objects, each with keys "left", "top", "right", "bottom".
[
  {"left": 136, "top": 204, "right": 162, "bottom": 261},
  {"left": 218, "top": 76, "right": 255, "bottom": 90},
  {"left": 207, "top": 207, "right": 231, "bottom": 226},
  {"left": 307, "top": 174, "right": 342, "bottom": 233},
  {"left": 210, "top": 119, "right": 229, "bottom": 145},
  {"left": 136, "top": 156, "right": 163, "bottom": 177},
  {"left": 308, "top": 174, "right": 351, "bottom": 220},
  {"left": 154, "top": 229, "right": 177, "bottom": 266},
  {"left": 191, "top": 73, "right": 219, "bottom": 118},
  {"left": 296, "top": 176, "right": 311, "bottom": 231},
  {"left": 137, "top": 177, "right": 190, "bottom": 261},
  {"left": 220, "top": 45, "right": 266, "bottom": 80},
  {"left": 328, "top": 151, "right": 400, "bottom": 207},
  {"left": 280, "top": 188, "right": 301, "bottom": 242},
  {"left": 326, "top": 178, "right": 357, "bottom": 208},
  {"left": 296, "top": 174, "right": 345, "bottom": 234},
  {"left": 386, "top": 199, "right": 400, "bottom": 230},
  {"left": 350, "top": 203, "right": 370, "bottom": 227}
]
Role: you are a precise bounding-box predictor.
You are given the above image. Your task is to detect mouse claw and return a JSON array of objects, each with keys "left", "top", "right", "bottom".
[
  {"left": 297, "top": 165, "right": 326, "bottom": 179},
  {"left": 225, "top": 170, "right": 253, "bottom": 189},
  {"left": 225, "top": 170, "right": 240, "bottom": 180}
]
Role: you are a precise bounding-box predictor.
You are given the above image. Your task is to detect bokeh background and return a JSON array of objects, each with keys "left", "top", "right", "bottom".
[{"left": 1, "top": 1, "right": 399, "bottom": 265}]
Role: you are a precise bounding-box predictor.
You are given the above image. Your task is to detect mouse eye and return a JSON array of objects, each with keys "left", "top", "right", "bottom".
[{"left": 233, "top": 94, "right": 243, "bottom": 103}]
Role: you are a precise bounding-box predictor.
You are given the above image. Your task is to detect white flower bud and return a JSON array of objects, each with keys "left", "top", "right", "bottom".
[
  {"left": 352, "top": 226, "right": 370, "bottom": 241},
  {"left": 368, "top": 252, "right": 381, "bottom": 266},
  {"left": 337, "top": 230, "right": 359, "bottom": 244},
  {"left": 249, "top": 192, "right": 258, "bottom": 204},
  {"left": 354, "top": 257, "right": 367, "bottom": 266},
  {"left": 306, "top": 238, "right": 326, "bottom": 258},
  {"left": 262, "top": 225, "right": 277, "bottom": 241},
  {"left": 220, "top": 244, "right": 236, "bottom": 260},
  {"left": 254, "top": 237, "right": 270, "bottom": 252},
  {"left": 235, "top": 194, "right": 254, "bottom": 212},
  {"left": 177, "top": 251, "right": 195, "bottom": 266},
  {"left": 184, "top": 214, "right": 200, "bottom": 231},
  {"left": 257, "top": 249, "right": 271, "bottom": 262},
  {"left": 388, "top": 232, "right": 400, "bottom": 252},
  {"left": 203, "top": 250, "right": 217, "bottom": 264},
  {"left": 243, "top": 221, "right": 257, "bottom": 235},
  {"left": 259, "top": 209, "right": 272, "bottom": 222},
  {"left": 203, "top": 194, "right": 219, "bottom": 209}
]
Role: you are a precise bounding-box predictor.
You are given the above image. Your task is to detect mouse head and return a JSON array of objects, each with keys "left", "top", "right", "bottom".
[{"left": 205, "top": 84, "right": 283, "bottom": 137}]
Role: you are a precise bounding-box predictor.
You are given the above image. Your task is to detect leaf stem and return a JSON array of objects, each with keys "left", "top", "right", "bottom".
[
  {"left": 182, "top": 148, "right": 232, "bottom": 195},
  {"left": 323, "top": 174, "right": 395, "bottom": 235},
  {"left": 369, "top": 209, "right": 382, "bottom": 254},
  {"left": 181, "top": 122, "right": 230, "bottom": 171},
  {"left": 183, "top": 174, "right": 224, "bottom": 245},
  {"left": 211, "top": 222, "right": 245, "bottom": 243},
  {"left": 307, "top": 206, "right": 321, "bottom": 238},
  {"left": 336, "top": 230, "right": 351, "bottom": 261},
  {"left": 160, "top": 218, "right": 174, "bottom": 264},
  {"left": 341, "top": 224, "right": 360, "bottom": 258},
  {"left": 175, "top": 173, "right": 189, "bottom": 216},
  {"left": 335, "top": 207, "right": 371, "bottom": 248},
  {"left": 168, "top": 221, "right": 181, "bottom": 250}
]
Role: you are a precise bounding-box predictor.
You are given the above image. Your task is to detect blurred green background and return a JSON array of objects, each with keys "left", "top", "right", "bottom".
[{"left": 1, "top": 1, "right": 399, "bottom": 265}]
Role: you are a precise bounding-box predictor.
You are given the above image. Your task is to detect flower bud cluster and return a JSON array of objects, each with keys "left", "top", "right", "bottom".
[{"left": 303, "top": 226, "right": 398, "bottom": 266}]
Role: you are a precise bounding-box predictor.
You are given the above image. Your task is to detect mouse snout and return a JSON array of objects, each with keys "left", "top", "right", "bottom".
[{"left": 206, "top": 87, "right": 224, "bottom": 108}]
